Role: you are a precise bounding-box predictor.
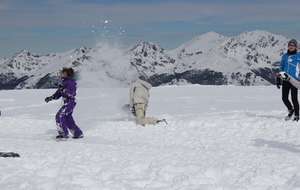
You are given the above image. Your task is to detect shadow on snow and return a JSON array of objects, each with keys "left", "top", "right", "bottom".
[{"left": 254, "top": 139, "right": 300, "bottom": 153}]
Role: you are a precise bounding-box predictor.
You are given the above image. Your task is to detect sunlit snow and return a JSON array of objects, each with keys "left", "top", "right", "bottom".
[{"left": 1, "top": 85, "right": 300, "bottom": 189}]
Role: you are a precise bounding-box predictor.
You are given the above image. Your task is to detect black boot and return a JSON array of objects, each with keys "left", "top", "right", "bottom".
[
  {"left": 294, "top": 116, "right": 299, "bottom": 122},
  {"left": 73, "top": 136, "right": 84, "bottom": 139},
  {"left": 56, "top": 135, "right": 69, "bottom": 139},
  {"left": 285, "top": 109, "right": 294, "bottom": 121}
]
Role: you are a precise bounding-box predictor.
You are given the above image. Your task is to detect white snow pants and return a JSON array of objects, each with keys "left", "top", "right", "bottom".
[{"left": 134, "top": 103, "right": 157, "bottom": 126}]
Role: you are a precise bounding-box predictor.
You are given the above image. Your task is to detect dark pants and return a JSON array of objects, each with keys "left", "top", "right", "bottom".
[
  {"left": 56, "top": 99, "right": 83, "bottom": 138},
  {"left": 282, "top": 81, "right": 299, "bottom": 116}
]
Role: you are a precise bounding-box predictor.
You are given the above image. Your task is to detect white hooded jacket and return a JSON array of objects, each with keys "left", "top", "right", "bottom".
[{"left": 129, "top": 78, "right": 152, "bottom": 107}]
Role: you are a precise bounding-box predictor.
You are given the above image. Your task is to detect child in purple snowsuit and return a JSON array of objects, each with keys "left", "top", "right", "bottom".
[{"left": 45, "top": 68, "right": 83, "bottom": 139}]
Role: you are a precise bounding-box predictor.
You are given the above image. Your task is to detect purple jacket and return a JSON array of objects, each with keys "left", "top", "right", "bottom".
[{"left": 53, "top": 77, "right": 77, "bottom": 103}]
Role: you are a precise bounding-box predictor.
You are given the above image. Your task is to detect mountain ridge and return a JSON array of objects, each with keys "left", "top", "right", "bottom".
[{"left": 0, "top": 30, "right": 291, "bottom": 89}]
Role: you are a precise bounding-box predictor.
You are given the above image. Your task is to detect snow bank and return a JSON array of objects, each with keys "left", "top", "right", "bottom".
[{"left": 1, "top": 85, "right": 300, "bottom": 189}]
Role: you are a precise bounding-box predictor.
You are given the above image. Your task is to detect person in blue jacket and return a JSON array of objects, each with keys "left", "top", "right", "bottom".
[
  {"left": 45, "top": 68, "right": 83, "bottom": 139},
  {"left": 278, "top": 39, "right": 300, "bottom": 121}
]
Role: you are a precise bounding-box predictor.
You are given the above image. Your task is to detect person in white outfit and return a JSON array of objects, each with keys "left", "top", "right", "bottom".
[{"left": 129, "top": 76, "right": 166, "bottom": 126}]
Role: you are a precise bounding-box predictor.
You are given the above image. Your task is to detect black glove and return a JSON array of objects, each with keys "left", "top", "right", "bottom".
[
  {"left": 276, "top": 77, "right": 281, "bottom": 89},
  {"left": 131, "top": 107, "right": 136, "bottom": 116},
  {"left": 45, "top": 95, "right": 55, "bottom": 103},
  {"left": 54, "top": 83, "right": 65, "bottom": 90}
]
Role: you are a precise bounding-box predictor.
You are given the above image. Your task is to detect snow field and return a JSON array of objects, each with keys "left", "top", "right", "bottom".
[{"left": 1, "top": 85, "right": 300, "bottom": 189}]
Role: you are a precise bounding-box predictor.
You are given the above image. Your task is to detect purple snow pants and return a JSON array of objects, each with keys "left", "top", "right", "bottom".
[{"left": 56, "top": 99, "right": 83, "bottom": 138}]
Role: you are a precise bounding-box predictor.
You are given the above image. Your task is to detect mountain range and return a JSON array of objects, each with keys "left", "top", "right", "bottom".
[{"left": 0, "top": 30, "right": 290, "bottom": 89}]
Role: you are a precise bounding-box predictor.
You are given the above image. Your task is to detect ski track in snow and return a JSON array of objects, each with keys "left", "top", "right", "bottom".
[{"left": 1, "top": 85, "right": 300, "bottom": 190}]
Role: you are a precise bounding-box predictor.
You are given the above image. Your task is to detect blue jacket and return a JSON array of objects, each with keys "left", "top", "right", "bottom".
[{"left": 279, "top": 52, "right": 300, "bottom": 81}]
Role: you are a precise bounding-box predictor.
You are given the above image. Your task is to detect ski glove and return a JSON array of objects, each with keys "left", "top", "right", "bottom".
[
  {"left": 276, "top": 77, "right": 281, "bottom": 89},
  {"left": 45, "top": 95, "right": 55, "bottom": 103},
  {"left": 54, "top": 83, "right": 65, "bottom": 90},
  {"left": 279, "top": 72, "right": 290, "bottom": 80}
]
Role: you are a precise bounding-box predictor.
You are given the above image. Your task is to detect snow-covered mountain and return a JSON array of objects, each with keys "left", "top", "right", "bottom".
[
  {"left": 0, "top": 30, "right": 290, "bottom": 89},
  {"left": 161, "top": 31, "right": 286, "bottom": 86}
]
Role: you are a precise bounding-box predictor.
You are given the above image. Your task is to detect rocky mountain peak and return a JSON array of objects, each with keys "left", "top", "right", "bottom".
[{"left": 126, "top": 42, "right": 165, "bottom": 56}]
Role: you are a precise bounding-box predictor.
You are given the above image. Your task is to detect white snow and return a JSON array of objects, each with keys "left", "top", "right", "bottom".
[{"left": 1, "top": 85, "right": 300, "bottom": 189}]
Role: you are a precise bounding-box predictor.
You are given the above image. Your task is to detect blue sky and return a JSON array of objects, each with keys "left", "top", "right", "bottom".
[{"left": 1, "top": 0, "right": 300, "bottom": 58}]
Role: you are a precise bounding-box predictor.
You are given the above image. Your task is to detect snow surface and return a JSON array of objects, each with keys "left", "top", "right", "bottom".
[{"left": 1, "top": 85, "right": 300, "bottom": 189}]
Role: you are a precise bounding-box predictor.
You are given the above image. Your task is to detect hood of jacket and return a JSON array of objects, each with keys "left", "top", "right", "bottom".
[
  {"left": 129, "top": 78, "right": 152, "bottom": 106},
  {"left": 137, "top": 78, "right": 152, "bottom": 89}
]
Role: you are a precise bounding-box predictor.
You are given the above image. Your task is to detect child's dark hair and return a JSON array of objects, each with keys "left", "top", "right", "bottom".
[{"left": 62, "top": 67, "right": 75, "bottom": 76}]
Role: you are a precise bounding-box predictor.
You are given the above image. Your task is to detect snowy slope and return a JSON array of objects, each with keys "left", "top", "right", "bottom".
[
  {"left": 167, "top": 30, "right": 287, "bottom": 86},
  {"left": 124, "top": 42, "right": 176, "bottom": 76},
  {"left": 220, "top": 30, "right": 286, "bottom": 66},
  {"left": 0, "top": 46, "right": 135, "bottom": 89},
  {"left": 170, "top": 31, "right": 229, "bottom": 72},
  {"left": 171, "top": 30, "right": 285, "bottom": 71},
  {"left": 1, "top": 85, "right": 300, "bottom": 189}
]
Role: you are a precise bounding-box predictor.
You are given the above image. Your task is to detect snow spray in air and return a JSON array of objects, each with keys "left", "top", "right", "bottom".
[
  {"left": 83, "top": 20, "right": 125, "bottom": 49},
  {"left": 78, "top": 20, "right": 132, "bottom": 88}
]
